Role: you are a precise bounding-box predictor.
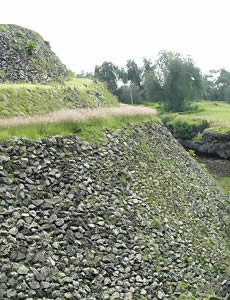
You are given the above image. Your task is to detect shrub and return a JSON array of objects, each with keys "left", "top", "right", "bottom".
[
  {"left": 160, "top": 113, "right": 177, "bottom": 125},
  {"left": 161, "top": 114, "right": 210, "bottom": 140},
  {"left": 25, "top": 39, "right": 37, "bottom": 55},
  {"left": 173, "top": 119, "right": 209, "bottom": 140}
]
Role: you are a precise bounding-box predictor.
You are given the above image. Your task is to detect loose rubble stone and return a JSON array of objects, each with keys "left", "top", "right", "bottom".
[
  {"left": 0, "top": 24, "right": 68, "bottom": 84},
  {"left": 18, "top": 265, "right": 29, "bottom": 275},
  {"left": 0, "top": 122, "right": 229, "bottom": 299}
]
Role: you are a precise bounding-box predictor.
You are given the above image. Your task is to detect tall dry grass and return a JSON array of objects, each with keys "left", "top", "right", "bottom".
[{"left": 0, "top": 105, "right": 156, "bottom": 127}]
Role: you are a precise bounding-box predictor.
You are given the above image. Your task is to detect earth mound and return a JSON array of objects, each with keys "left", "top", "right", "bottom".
[{"left": 0, "top": 24, "right": 69, "bottom": 83}]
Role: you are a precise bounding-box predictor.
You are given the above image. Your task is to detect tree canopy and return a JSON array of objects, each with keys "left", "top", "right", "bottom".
[
  {"left": 94, "top": 62, "right": 118, "bottom": 95},
  {"left": 92, "top": 51, "right": 230, "bottom": 111},
  {"left": 152, "top": 51, "right": 202, "bottom": 111}
]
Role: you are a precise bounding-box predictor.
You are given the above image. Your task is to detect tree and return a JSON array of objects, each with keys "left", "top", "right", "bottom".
[
  {"left": 143, "top": 57, "right": 153, "bottom": 73},
  {"left": 144, "top": 71, "right": 162, "bottom": 102},
  {"left": 117, "top": 67, "right": 128, "bottom": 84},
  {"left": 216, "top": 69, "right": 230, "bottom": 101},
  {"left": 203, "top": 69, "right": 230, "bottom": 101},
  {"left": 202, "top": 71, "right": 219, "bottom": 101},
  {"left": 117, "top": 83, "right": 142, "bottom": 104},
  {"left": 94, "top": 62, "right": 118, "bottom": 95},
  {"left": 126, "top": 59, "right": 142, "bottom": 87},
  {"left": 153, "top": 51, "right": 202, "bottom": 112}
]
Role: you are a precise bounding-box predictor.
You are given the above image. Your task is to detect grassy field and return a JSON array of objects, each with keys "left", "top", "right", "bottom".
[
  {"left": 181, "top": 100, "right": 230, "bottom": 132},
  {"left": 0, "top": 106, "right": 156, "bottom": 142}
]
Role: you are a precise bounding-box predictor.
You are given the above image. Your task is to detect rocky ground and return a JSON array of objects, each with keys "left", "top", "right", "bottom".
[
  {"left": 0, "top": 121, "right": 229, "bottom": 299},
  {"left": 197, "top": 155, "right": 230, "bottom": 177},
  {"left": 0, "top": 24, "right": 68, "bottom": 83}
]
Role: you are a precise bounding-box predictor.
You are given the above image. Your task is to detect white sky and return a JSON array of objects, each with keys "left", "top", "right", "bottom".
[{"left": 1, "top": 0, "right": 230, "bottom": 74}]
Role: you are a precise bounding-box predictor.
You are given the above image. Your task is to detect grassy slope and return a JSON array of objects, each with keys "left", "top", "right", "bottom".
[
  {"left": 0, "top": 113, "right": 157, "bottom": 141},
  {"left": 0, "top": 78, "right": 118, "bottom": 119},
  {"left": 180, "top": 101, "right": 230, "bottom": 132}
]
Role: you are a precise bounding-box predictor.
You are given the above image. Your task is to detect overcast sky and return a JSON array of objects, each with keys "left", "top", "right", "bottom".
[{"left": 2, "top": 0, "right": 230, "bottom": 74}]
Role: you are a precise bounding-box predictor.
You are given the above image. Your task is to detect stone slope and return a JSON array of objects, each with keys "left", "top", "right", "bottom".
[
  {"left": 0, "top": 24, "right": 69, "bottom": 83},
  {"left": 0, "top": 121, "right": 229, "bottom": 299}
]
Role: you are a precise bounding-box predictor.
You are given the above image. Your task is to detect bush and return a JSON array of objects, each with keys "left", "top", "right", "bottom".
[
  {"left": 160, "top": 113, "right": 177, "bottom": 125},
  {"left": 173, "top": 119, "right": 209, "bottom": 140},
  {"left": 160, "top": 114, "right": 210, "bottom": 140},
  {"left": 25, "top": 39, "right": 37, "bottom": 55}
]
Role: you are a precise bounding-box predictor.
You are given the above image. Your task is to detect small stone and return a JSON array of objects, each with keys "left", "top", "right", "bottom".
[
  {"left": 124, "top": 292, "right": 133, "bottom": 300},
  {"left": 140, "top": 289, "right": 147, "bottom": 295},
  {"left": 53, "top": 242, "right": 59, "bottom": 249},
  {"left": 18, "top": 265, "right": 29, "bottom": 275},
  {"left": 64, "top": 293, "right": 72, "bottom": 299},
  {"left": 42, "top": 281, "right": 51, "bottom": 289},
  {"left": 9, "top": 227, "right": 18, "bottom": 235},
  {"left": 157, "top": 290, "right": 165, "bottom": 299},
  {"left": 33, "top": 251, "right": 46, "bottom": 263},
  {"left": 48, "top": 214, "right": 57, "bottom": 223},
  {"left": 29, "top": 281, "right": 40, "bottom": 289},
  {"left": 111, "top": 292, "right": 120, "bottom": 299},
  {"left": 32, "top": 200, "right": 44, "bottom": 207},
  {"left": 104, "top": 278, "right": 111, "bottom": 285},
  {"left": 7, "top": 290, "right": 17, "bottom": 298},
  {"left": 56, "top": 219, "right": 64, "bottom": 227},
  {"left": 0, "top": 273, "right": 8, "bottom": 283}
]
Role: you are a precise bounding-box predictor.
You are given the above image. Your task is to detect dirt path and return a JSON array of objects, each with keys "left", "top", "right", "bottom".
[{"left": 0, "top": 105, "right": 157, "bottom": 127}]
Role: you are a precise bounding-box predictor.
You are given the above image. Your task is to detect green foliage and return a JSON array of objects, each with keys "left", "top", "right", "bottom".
[
  {"left": 172, "top": 119, "right": 198, "bottom": 139},
  {"left": 160, "top": 113, "right": 210, "bottom": 140},
  {"left": 142, "top": 51, "right": 203, "bottom": 111},
  {"left": 25, "top": 39, "right": 37, "bottom": 55},
  {"left": 94, "top": 62, "right": 118, "bottom": 95},
  {"left": 172, "top": 118, "right": 209, "bottom": 139},
  {"left": 160, "top": 113, "right": 177, "bottom": 125},
  {"left": 142, "top": 57, "right": 153, "bottom": 73},
  {"left": 188, "top": 149, "right": 196, "bottom": 158},
  {"left": 157, "top": 51, "right": 202, "bottom": 112},
  {"left": 203, "top": 69, "right": 230, "bottom": 101},
  {"left": 117, "top": 83, "right": 142, "bottom": 104},
  {"left": 144, "top": 70, "right": 162, "bottom": 102},
  {"left": 126, "top": 59, "right": 142, "bottom": 87}
]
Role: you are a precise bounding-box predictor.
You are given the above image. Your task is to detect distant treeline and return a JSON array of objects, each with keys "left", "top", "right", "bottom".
[{"left": 76, "top": 51, "right": 230, "bottom": 112}]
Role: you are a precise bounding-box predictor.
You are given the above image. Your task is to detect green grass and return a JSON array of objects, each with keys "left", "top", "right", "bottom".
[
  {"left": 0, "top": 78, "right": 118, "bottom": 119},
  {"left": 136, "top": 101, "right": 160, "bottom": 109},
  {"left": 157, "top": 100, "right": 230, "bottom": 135},
  {"left": 180, "top": 101, "right": 230, "bottom": 133},
  {"left": 215, "top": 176, "right": 230, "bottom": 194},
  {"left": 0, "top": 114, "right": 156, "bottom": 142}
]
